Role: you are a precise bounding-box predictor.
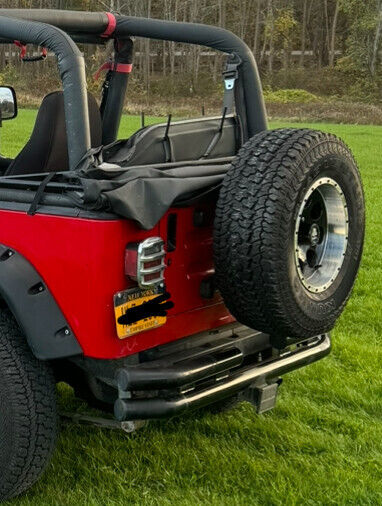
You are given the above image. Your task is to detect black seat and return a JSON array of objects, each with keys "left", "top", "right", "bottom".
[{"left": 5, "top": 91, "right": 102, "bottom": 176}]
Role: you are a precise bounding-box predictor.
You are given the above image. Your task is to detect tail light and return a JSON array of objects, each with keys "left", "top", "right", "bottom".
[{"left": 125, "top": 237, "right": 166, "bottom": 288}]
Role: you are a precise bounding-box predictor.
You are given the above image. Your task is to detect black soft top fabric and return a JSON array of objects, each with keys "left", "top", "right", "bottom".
[
  {"left": 65, "top": 157, "right": 230, "bottom": 230},
  {"left": 61, "top": 116, "right": 237, "bottom": 230}
]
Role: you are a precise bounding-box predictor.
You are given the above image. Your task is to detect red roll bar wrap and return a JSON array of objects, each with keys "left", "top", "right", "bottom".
[
  {"left": 14, "top": 40, "right": 27, "bottom": 59},
  {"left": 101, "top": 12, "right": 116, "bottom": 38},
  {"left": 14, "top": 41, "right": 47, "bottom": 61},
  {"left": 94, "top": 61, "right": 133, "bottom": 81}
]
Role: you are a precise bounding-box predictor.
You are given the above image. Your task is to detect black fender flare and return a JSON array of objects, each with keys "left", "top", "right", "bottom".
[{"left": 0, "top": 244, "right": 83, "bottom": 360}]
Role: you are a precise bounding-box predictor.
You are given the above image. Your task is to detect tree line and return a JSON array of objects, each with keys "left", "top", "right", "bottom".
[{"left": 0, "top": 0, "right": 381, "bottom": 99}]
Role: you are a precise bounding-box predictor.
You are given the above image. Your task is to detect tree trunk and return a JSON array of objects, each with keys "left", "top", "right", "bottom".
[
  {"left": 253, "top": 0, "right": 261, "bottom": 59},
  {"left": 213, "top": 0, "right": 226, "bottom": 82},
  {"left": 170, "top": 0, "right": 179, "bottom": 76},
  {"left": 144, "top": 0, "right": 152, "bottom": 97},
  {"left": 323, "top": 0, "right": 330, "bottom": 66},
  {"left": 371, "top": 0, "right": 382, "bottom": 77},
  {"left": 299, "top": 0, "right": 307, "bottom": 67},
  {"left": 267, "top": 0, "right": 274, "bottom": 73},
  {"left": 329, "top": 0, "right": 339, "bottom": 67}
]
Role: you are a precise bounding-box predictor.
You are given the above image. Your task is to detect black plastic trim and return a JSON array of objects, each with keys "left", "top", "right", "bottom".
[
  {"left": 0, "top": 244, "right": 83, "bottom": 360},
  {"left": 0, "top": 201, "right": 119, "bottom": 220}
]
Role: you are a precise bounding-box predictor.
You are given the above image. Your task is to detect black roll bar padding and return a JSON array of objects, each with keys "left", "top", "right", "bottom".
[
  {"left": 114, "top": 16, "right": 268, "bottom": 138},
  {"left": 0, "top": 9, "right": 268, "bottom": 141},
  {"left": 0, "top": 9, "right": 109, "bottom": 34},
  {"left": 101, "top": 38, "right": 134, "bottom": 145},
  {"left": 0, "top": 15, "right": 91, "bottom": 170}
]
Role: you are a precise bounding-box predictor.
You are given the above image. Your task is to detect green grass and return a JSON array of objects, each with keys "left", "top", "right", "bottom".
[{"left": 3, "top": 112, "right": 382, "bottom": 505}]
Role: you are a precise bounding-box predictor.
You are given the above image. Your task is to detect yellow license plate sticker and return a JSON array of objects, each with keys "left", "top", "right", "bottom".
[{"left": 114, "top": 287, "right": 167, "bottom": 339}]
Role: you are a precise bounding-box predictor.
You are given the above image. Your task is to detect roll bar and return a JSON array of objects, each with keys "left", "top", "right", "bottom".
[
  {"left": 0, "top": 14, "right": 91, "bottom": 170},
  {"left": 0, "top": 9, "right": 109, "bottom": 34},
  {"left": 0, "top": 9, "right": 268, "bottom": 167},
  {"left": 114, "top": 17, "right": 268, "bottom": 139}
]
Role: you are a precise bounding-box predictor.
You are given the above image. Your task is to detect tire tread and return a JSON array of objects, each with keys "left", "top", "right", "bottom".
[{"left": 0, "top": 310, "right": 57, "bottom": 501}]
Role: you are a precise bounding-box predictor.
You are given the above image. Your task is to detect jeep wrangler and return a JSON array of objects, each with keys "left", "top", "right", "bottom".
[{"left": 0, "top": 9, "right": 365, "bottom": 501}]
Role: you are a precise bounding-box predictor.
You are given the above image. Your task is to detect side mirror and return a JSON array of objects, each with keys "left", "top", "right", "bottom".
[{"left": 0, "top": 87, "right": 17, "bottom": 122}]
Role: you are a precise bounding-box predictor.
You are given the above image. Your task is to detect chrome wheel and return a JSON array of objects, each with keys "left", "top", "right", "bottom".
[{"left": 294, "top": 178, "right": 349, "bottom": 293}]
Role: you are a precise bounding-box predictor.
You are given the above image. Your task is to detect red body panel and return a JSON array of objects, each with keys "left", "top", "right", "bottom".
[{"left": 0, "top": 207, "right": 234, "bottom": 359}]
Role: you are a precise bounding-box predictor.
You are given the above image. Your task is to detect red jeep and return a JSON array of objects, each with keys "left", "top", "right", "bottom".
[{"left": 0, "top": 9, "right": 365, "bottom": 501}]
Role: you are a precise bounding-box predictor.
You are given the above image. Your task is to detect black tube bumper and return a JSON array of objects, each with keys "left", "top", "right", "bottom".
[
  {"left": 116, "top": 347, "right": 244, "bottom": 391},
  {"left": 114, "top": 331, "right": 331, "bottom": 421}
]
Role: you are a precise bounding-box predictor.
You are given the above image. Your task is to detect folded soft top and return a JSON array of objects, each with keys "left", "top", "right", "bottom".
[
  {"left": 62, "top": 116, "right": 237, "bottom": 229},
  {"left": 65, "top": 159, "right": 231, "bottom": 230}
]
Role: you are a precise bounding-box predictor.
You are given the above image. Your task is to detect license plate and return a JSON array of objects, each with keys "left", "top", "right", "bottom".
[{"left": 114, "top": 286, "right": 167, "bottom": 339}]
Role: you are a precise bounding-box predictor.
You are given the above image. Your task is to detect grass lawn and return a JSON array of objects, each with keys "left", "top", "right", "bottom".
[{"left": 2, "top": 111, "right": 382, "bottom": 505}]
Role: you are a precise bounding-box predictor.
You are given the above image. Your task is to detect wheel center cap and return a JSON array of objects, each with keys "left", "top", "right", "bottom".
[{"left": 309, "top": 224, "right": 321, "bottom": 246}]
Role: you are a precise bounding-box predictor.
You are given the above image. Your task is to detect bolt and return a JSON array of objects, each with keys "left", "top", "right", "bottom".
[{"left": 64, "top": 329, "right": 70, "bottom": 336}]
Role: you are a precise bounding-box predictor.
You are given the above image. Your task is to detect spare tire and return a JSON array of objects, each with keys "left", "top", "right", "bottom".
[{"left": 214, "top": 128, "right": 365, "bottom": 338}]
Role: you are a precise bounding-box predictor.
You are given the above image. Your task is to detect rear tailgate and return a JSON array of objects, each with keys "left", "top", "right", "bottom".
[{"left": 160, "top": 204, "right": 222, "bottom": 315}]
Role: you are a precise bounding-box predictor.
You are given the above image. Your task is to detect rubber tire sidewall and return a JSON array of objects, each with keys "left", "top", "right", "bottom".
[{"left": 288, "top": 149, "right": 364, "bottom": 327}]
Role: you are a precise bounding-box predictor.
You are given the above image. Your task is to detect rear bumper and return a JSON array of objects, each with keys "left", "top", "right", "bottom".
[{"left": 114, "top": 326, "right": 331, "bottom": 421}]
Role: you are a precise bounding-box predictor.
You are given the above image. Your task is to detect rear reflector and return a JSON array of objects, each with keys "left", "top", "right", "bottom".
[{"left": 125, "top": 237, "right": 166, "bottom": 288}]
